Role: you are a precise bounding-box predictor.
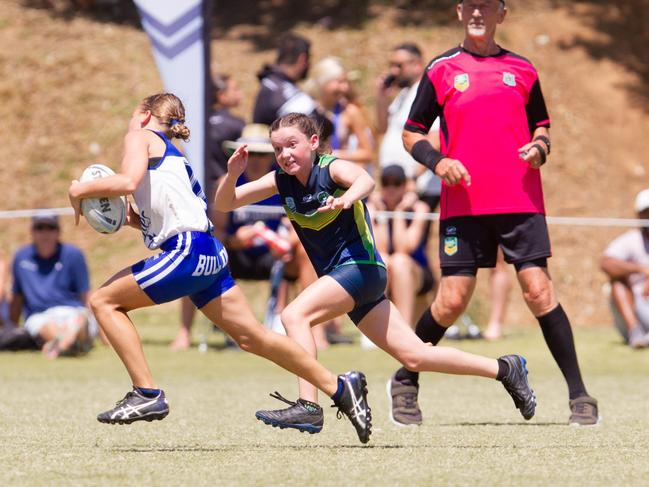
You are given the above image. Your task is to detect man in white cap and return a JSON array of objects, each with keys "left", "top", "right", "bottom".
[{"left": 601, "top": 189, "right": 649, "bottom": 348}]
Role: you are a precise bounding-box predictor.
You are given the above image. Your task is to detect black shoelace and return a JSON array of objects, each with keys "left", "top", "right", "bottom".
[{"left": 268, "top": 391, "right": 297, "bottom": 407}]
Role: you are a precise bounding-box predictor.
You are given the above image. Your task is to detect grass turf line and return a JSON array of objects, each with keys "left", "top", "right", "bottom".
[{"left": 0, "top": 308, "right": 648, "bottom": 486}]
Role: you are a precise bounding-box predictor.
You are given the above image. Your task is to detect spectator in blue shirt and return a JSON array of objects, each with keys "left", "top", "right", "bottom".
[{"left": 7, "top": 213, "right": 95, "bottom": 357}]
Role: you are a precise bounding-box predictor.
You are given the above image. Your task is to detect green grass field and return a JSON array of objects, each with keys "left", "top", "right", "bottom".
[{"left": 1, "top": 304, "right": 648, "bottom": 486}]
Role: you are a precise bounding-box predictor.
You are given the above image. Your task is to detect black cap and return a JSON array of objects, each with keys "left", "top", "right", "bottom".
[
  {"left": 32, "top": 212, "right": 59, "bottom": 229},
  {"left": 381, "top": 164, "right": 407, "bottom": 183}
]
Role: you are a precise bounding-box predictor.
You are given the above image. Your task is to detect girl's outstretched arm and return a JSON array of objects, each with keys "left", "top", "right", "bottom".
[
  {"left": 214, "top": 145, "right": 278, "bottom": 211},
  {"left": 318, "top": 158, "right": 375, "bottom": 212}
]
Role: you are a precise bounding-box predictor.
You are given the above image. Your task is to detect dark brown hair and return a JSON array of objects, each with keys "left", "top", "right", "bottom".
[{"left": 269, "top": 113, "right": 320, "bottom": 139}]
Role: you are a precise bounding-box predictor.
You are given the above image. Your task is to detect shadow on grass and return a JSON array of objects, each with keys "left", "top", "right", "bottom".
[
  {"left": 438, "top": 421, "right": 565, "bottom": 427},
  {"left": 111, "top": 444, "right": 410, "bottom": 453},
  {"left": 139, "top": 338, "right": 231, "bottom": 350}
]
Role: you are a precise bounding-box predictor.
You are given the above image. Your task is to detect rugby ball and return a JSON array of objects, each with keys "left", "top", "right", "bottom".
[{"left": 79, "top": 164, "right": 127, "bottom": 234}]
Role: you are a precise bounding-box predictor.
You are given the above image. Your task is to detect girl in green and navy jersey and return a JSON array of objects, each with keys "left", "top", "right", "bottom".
[{"left": 216, "top": 113, "right": 536, "bottom": 433}]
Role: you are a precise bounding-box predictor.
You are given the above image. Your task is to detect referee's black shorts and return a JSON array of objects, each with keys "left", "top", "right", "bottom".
[{"left": 439, "top": 213, "right": 552, "bottom": 276}]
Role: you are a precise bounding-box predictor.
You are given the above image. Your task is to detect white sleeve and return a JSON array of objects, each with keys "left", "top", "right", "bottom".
[{"left": 603, "top": 231, "right": 637, "bottom": 261}]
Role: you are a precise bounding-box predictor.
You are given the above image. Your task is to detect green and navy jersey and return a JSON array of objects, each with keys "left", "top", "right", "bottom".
[{"left": 275, "top": 154, "right": 384, "bottom": 276}]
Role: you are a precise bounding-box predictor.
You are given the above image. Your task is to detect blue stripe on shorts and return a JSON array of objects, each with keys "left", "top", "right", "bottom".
[{"left": 131, "top": 231, "right": 235, "bottom": 309}]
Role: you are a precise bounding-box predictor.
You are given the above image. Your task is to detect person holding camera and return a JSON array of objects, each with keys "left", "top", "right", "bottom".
[{"left": 376, "top": 43, "right": 441, "bottom": 208}]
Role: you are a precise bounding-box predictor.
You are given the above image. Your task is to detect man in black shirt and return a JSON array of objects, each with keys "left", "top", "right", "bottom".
[{"left": 252, "top": 33, "right": 332, "bottom": 138}]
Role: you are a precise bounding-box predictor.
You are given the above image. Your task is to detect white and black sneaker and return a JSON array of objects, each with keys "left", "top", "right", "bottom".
[
  {"left": 97, "top": 389, "right": 169, "bottom": 424},
  {"left": 332, "top": 371, "right": 372, "bottom": 444}
]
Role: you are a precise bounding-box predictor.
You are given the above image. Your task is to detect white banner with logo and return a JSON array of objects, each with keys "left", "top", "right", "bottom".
[{"left": 134, "top": 0, "right": 211, "bottom": 186}]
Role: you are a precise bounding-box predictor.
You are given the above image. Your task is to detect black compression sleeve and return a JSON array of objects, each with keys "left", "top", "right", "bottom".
[
  {"left": 411, "top": 140, "right": 445, "bottom": 172},
  {"left": 526, "top": 78, "right": 550, "bottom": 134},
  {"left": 404, "top": 72, "right": 442, "bottom": 134}
]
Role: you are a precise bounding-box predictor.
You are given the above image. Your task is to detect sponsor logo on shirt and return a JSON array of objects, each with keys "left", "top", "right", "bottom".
[
  {"left": 454, "top": 73, "right": 470, "bottom": 92},
  {"left": 317, "top": 191, "right": 329, "bottom": 204},
  {"left": 444, "top": 236, "right": 458, "bottom": 256},
  {"left": 302, "top": 194, "right": 314, "bottom": 203},
  {"left": 503, "top": 72, "right": 517, "bottom": 87},
  {"left": 285, "top": 197, "right": 297, "bottom": 211},
  {"left": 19, "top": 260, "right": 38, "bottom": 272},
  {"left": 446, "top": 226, "right": 457, "bottom": 236}
]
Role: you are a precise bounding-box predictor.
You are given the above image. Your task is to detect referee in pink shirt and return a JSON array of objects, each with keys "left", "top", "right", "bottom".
[{"left": 387, "top": 0, "right": 598, "bottom": 427}]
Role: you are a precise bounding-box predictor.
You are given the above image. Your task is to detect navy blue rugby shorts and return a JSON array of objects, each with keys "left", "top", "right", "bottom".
[
  {"left": 132, "top": 231, "right": 235, "bottom": 309},
  {"left": 328, "top": 263, "right": 387, "bottom": 325}
]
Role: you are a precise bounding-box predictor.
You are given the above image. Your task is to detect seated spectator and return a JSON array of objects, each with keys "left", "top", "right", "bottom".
[
  {"left": 217, "top": 124, "right": 291, "bottom": 280},
  {"left": 5, "top": 213, "right": 95, "bottom": 357},
  {"left": 601, "top": 189, "right": 649, "bottom": 348},
  {"left": 304, "top": 57, "right": 374, "bottom": 172},
  {"left": 369, "top": 165, "right": 434, "bottom": 325}
]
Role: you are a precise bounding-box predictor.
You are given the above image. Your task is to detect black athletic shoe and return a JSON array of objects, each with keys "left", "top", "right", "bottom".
[
  {"left": 498, "top": 355, "right": 536, "bottom": 420},
  {"left": 255, "top": 392, "right": 324, "bottom": 434},
  {"left": 332, "top": 371, "right": 372, "bottom": 444},
  {"left": 97, "top": 389, "right": 169, "bottom": 424}
]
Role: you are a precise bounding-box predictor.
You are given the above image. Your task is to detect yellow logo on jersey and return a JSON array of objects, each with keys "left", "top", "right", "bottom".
[
  {"left": 444, "top": 236, "right": 458, "bottom": 256},
  {"left": 454, "top": 73, "right": 470, "bottom": 92}
]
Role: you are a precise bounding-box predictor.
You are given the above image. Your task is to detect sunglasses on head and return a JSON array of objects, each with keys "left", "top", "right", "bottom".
[
  {"left": 33, "top": 224, "right": 58, "bottom": 231},
  {"left": 381, "top": 178, "right": 405, "bottom": 188}
]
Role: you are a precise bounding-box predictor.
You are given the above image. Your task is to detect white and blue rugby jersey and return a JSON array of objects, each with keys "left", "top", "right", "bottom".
[{"left": 133, "top": 130, "right": 211, "bottom": 249}]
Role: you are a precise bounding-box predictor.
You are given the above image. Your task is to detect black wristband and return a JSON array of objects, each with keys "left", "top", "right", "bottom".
[
  {"left": 531, "top": 143, "right": 547, "bottom": 165},
  {"left": 533, "top": 135, "right": 551, "bottom": 154},
  {"left": 411, "top": 139, "right": 445, "bottom": 173}
]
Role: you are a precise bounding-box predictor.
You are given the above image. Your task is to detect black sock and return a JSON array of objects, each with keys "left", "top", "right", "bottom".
[
  {"left": 394, "top": 308, "right": 447, "bottom": 386},
  {"left": 537, "top": 304, "right": 588, "bottom": 400}
]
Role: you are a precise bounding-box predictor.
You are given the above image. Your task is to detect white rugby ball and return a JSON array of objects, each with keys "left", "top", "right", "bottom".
[{"left": 79, "top": 164, "right": 127, "bottom": 234}]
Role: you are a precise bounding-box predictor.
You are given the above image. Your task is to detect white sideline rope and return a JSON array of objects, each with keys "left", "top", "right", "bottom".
[{"left": 2, "top": 205, "right": 649, "bottom": 228}]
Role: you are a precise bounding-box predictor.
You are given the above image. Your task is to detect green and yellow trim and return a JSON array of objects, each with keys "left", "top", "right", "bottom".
[
  {"left": 353, "top": 201, "right": 377, "bottom": 264},
  {"left": 284, "top": 188, "right": 346, "bottom": 231}
]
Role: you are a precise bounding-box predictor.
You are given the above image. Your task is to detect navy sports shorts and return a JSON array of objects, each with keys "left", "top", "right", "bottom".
[
  {"left": 439, "top": 213, "right": 552, "bottom": 274},
  {"left": 132, "top": 231, "right": 235, "bottom": 309},
  {"left": 328, "top": 264, "right": 387, "bottom": 325}
]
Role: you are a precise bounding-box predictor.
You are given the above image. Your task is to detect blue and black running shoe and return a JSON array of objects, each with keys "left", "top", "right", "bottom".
[
  {"left": 255, "top": 392, "right": 324, "bottom": 434},
  {"left": 498, "top": 355, "right": 536, "bottom": 420},
  {"left": 332, "top": 371, "right": 372, "bottom": 444},
  {"left": 97, "top": 389, "right": 169, "bottom": 424}
]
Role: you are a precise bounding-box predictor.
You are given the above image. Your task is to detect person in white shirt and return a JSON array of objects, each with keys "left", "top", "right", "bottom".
[
  {"left": 601, "top": 188, "right": 649, "bottom": 348},
  {"left": 376, "top": 43, "right": 441, "bottom": 208}
]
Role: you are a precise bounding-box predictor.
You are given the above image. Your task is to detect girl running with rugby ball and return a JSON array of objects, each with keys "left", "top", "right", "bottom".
[{"left": 67, "top": 93, "right": 371, "bottom": 443}]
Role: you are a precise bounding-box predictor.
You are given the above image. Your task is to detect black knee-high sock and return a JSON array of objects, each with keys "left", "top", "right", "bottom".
[
  {"left": 537, "top": 304, "right": 588, "bottom": 400},
  {"left": 394, "top": 308, "right": 447, "bottom": 386}
]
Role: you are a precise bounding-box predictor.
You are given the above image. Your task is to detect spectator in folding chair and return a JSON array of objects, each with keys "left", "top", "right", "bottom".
[{"left": 5, "top": 213, "right": 96, "bottom": 357}]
